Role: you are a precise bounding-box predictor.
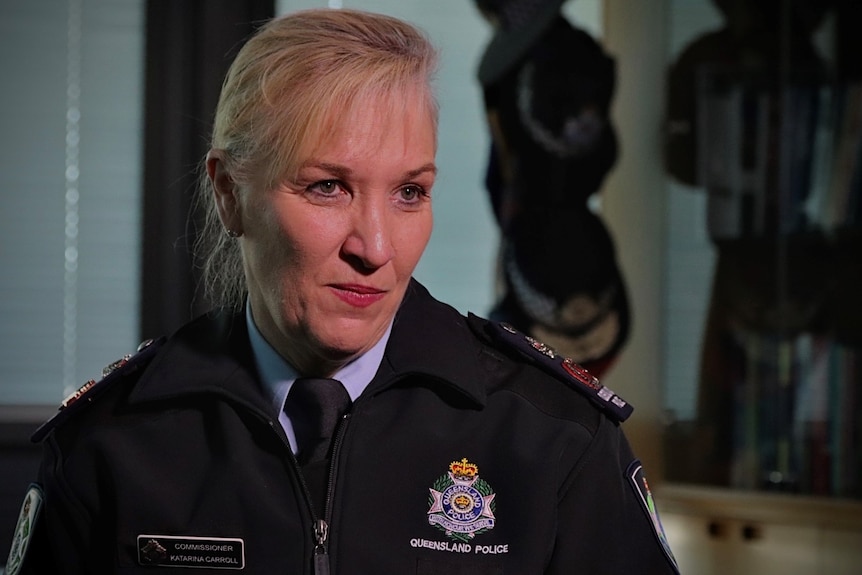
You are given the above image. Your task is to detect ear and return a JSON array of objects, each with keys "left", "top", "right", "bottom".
[{"left": 206, "top": 149, "right": 243, "bottom": 236}]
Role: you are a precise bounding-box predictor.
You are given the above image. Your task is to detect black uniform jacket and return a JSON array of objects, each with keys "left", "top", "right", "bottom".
[{"left": 17, "top": 280, "right": 679, "bottom": 574}]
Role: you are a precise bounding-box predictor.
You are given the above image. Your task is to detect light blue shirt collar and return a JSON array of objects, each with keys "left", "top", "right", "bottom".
[{"left": 245, "top": 302, "right": 391, "bottom": 453}]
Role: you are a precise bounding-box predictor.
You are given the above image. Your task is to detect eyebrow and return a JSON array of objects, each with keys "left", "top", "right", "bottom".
[{"left": 301, "top": 161, "right": 438, "bottom": 180}]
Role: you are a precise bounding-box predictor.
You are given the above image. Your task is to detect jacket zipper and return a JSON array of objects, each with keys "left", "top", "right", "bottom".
[
  {"left": 267, "top": 411, "right": 351, "bottom": 575},
  {"left": 264, "top": 418, "right": 325, "bottom": 573},
  {"left": 312, "top": 518, "right": 330, "bottom": 575},
  {"left": 313, "top": 411, "right": 350, "bottom": 575}
]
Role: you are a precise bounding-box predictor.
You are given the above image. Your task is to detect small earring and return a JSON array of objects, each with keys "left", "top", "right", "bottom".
[{"left": 225, "top": 228, "right": 241, "bottom": 238}]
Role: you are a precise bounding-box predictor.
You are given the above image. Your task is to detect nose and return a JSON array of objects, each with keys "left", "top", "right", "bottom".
[{"left": 341, "top": 196, "right": 395, "bottom": 270}]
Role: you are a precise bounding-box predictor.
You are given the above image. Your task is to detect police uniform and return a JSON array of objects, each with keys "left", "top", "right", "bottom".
[{"left": 7, "top": 279, "right": 679, "bottom": 574}]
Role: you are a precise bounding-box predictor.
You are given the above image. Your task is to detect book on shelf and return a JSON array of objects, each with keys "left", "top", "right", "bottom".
[
  {"left": 847, "top": 111, "right": 862, "bottom": 227},
  {"left": 696, "top": 67, "right": 771, "bottom": 240},
  {"left": 730, "top": 329, "right": 860, "bottom": 497},
  {"left": 804, "top": 86, "right": 837, "bottom": 228},
  {"left": 819, "top": 83, "right": 862, "bottom": 232},
  {"left": 777, "top": 85, "right": 818, "bottom": 235},
  {"left": 730, "top": 328, "right": 760, "bottom": 489},
  {"left": 695, "top": 74, "right": 862, "bottom": 237}
]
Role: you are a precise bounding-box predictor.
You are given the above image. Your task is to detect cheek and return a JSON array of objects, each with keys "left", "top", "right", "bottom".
[
  {"left": 395, "top": 214, "right": 433, "bottom": 273},
  {"left": 269, "top": 210, "right": 344, "bottom": 275},
  {"left": 245, "top": 204, "right": 307, "bottom": 285}
]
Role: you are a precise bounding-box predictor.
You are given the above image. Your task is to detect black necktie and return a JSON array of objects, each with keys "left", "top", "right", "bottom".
[{"left": 286, "top": 377, "right": 351, "bottom": 465}]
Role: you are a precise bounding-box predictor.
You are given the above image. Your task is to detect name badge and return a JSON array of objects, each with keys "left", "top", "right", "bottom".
[{"left": 138, "top": 535, "right": 245, "bottom": 569}]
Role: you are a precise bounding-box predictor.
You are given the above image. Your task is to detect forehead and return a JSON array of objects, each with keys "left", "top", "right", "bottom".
[{"left": 306, "top": 87, "right": 437, "bottom": 160}]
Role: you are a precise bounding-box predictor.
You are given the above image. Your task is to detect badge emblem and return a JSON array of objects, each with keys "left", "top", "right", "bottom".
[
  {"left": 5, "top": 485, "right": 43, "bottom": 575},
  {"left": 525, "top": 336, "right": 556, "bottom": 358},
  {"left": 561, "top": 357, "right": 601, "bottom": 389},
  {"left": 428, "top": 458, "right": 496, "bottom": 542},
  {"left": 102, "top": 354, "right": 132, "bottom": 377}
]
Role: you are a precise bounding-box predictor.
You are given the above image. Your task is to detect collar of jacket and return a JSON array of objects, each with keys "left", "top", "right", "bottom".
[
  {"left": 127, "top": 279, "right": 488, "bottom": 414},
  {"left": 368, "top": 279, "right": 487, "bottom": 408},
  {"left": 126, "top": 304, "right": 274, "bottom": 417}
]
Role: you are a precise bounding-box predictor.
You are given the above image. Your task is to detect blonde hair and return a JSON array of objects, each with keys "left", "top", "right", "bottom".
[{"left": 195, "top": 8, "right": 439, "bottom": 309}]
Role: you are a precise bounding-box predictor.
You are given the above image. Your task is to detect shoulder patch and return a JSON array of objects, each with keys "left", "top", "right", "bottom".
[
  {"left": 483, "top": 319, "right": 633, "bottom": 422},
  {"left": 626, "top": 460, "right": 680, "bottom": 574},
  {"left": 31, "top": 337, "right": 166, "bottom": 443},
  {"left": 5, "top": 484, "right": 43, "bottom": 575}
]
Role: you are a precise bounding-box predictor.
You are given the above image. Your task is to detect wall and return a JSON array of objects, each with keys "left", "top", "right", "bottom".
[{"left": 600, "top": 0, "right": 670, "bottom": 478}]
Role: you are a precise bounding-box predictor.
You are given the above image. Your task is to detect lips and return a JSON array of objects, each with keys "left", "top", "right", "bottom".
[{"left": 330, "top": 284, "right": 387, "bottom": 308}]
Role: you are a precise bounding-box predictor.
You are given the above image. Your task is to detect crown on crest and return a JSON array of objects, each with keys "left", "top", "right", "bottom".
[{"left": 449, "top": 458, "right": 479, "bottom": 481}]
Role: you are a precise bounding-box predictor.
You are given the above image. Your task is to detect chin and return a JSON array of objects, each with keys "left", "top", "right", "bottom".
[{"left": 316, "top": 321, "right": 384, "bottom": 357}]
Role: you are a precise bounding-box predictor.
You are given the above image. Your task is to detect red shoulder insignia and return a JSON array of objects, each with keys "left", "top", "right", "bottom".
[
  {"left": 484, "top": 320, "right": 633, "bottom": 422},
  {"left": 31, "top": 337, "right": 165, "bottom": 442}
]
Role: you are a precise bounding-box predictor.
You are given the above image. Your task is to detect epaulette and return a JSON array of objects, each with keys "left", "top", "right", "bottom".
[
  {"left": 479, "top": 316, "right": 633, "bottom": 423},
  {"left": 31, "top": 337, "right": 166, "bottom": 443}
]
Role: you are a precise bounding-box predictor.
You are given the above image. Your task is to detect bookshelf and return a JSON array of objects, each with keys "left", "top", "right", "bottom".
[
  {"left": 602, "top": 0, "right": 862, "bottom": 572},
  {"left": 663, "top": 69, "right": 862, "bottom": 500}
]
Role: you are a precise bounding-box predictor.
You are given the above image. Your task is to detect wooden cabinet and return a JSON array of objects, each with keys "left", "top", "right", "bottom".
[{"left": 657, "top": 485, "right": 862, "bottom": 575}]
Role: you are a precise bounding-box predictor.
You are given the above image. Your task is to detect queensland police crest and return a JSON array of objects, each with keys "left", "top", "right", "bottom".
[
  {"left": 5, "top": 485, "right": 43, "bottom": 575},
  {"left": 427, "top": 458, "right": 496, "bottom": 542}
]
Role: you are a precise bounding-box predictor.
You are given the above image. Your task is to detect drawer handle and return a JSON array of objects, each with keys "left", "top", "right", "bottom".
[
  {"left": 741, "top": 524, "right": 762, "bottom": 541},
  {"left": 707, "top": 520, "right": 727, "bottom": 538}
]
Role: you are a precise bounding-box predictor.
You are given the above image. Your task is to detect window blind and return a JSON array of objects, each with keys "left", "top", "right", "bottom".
[{"left": 0, "top": 0, "right": 144, "bottom": 406}]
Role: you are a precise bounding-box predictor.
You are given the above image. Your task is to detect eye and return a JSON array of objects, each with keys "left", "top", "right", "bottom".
[
  {"left": 397, "top": 185, "right": 426, "bottom": 203},
  {"left": 308, "top": 180, "right": 340, "bottom": 196}
]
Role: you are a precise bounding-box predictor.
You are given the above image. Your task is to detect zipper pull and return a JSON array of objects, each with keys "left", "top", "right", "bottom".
[{"left": 313, "top": 519, "right": 330, "bottom": 575}]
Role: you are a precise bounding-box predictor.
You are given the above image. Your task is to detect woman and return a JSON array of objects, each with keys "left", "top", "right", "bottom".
[{"left": 7, "top": 9, "right": 679, "bottom": 574}]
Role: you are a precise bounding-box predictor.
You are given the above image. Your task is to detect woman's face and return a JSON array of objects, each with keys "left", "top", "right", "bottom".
[{"left": 239, "top": 91, "right": 436, "bottom": 375}]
